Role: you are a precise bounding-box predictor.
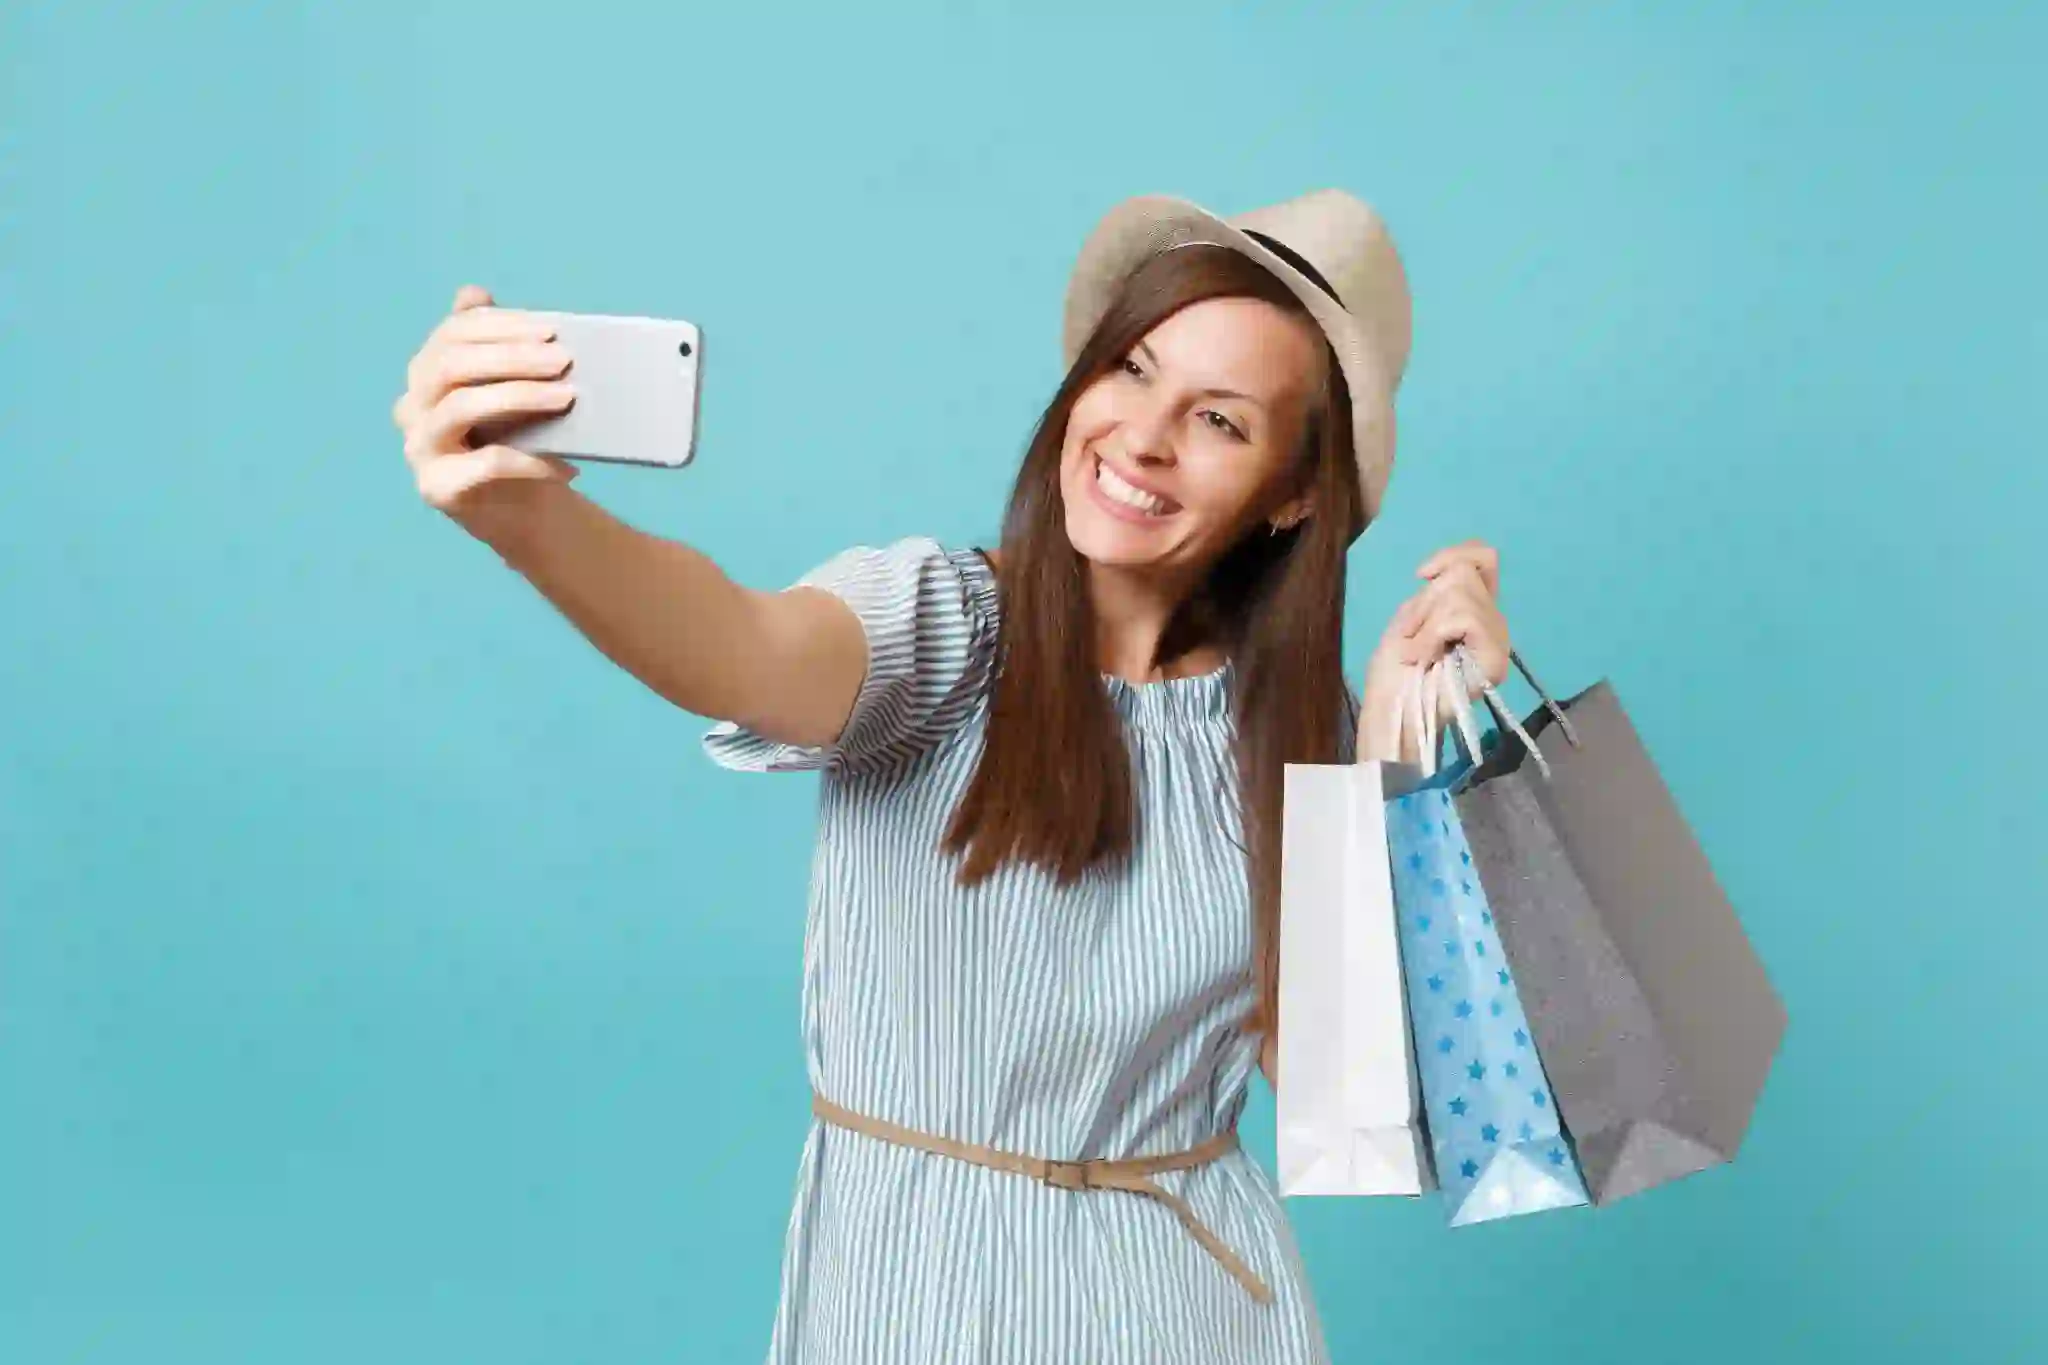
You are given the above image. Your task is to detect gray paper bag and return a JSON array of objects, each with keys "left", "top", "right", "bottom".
[{"left": 1448, "top": 652, "right": 1788, "bottom": 1205}]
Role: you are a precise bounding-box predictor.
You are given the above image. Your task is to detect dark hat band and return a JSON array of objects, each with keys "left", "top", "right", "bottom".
[{"left": 1242, "top": 229, "right": 1343, "bottom": 308}]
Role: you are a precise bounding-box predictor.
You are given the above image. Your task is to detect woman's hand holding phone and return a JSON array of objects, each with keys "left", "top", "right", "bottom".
[{"left": 390, "top": 285, "right": 582, "bottom": 537}]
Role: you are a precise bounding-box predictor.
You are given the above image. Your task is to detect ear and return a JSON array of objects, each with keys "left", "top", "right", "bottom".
[{"left": 1267, "top": 495, "right": 1314, "bottom": 535}]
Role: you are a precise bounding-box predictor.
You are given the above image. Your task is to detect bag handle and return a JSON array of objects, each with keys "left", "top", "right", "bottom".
[
  {"left": 1450, "top": 648, "right": 1545, "bottom": 780},
  {"left": 1369, "top": 659, "right": 1443, "bottom": 769},
  {"left": 1382, "top": 654, "right": 1487, "bottom": 779},
  {"left": 1433, "top": 656, "right": 1487, "bottom": 777},
  {"left": 1369, "top": 645, "right": 1579, "bottom": 779},
  {"left": 1505, "top": 647, "right": 1581, "bottom": 749}
]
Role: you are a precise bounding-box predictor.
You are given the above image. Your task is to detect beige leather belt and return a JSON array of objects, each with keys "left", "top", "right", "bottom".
[{"left": 811, "top": 1091, "right": 1273, "bottom": 1304}]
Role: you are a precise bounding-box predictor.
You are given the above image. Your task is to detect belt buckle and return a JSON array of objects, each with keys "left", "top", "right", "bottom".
[{"left": 1042, "top": 1159, "right": 1093, "bottom": 1191}]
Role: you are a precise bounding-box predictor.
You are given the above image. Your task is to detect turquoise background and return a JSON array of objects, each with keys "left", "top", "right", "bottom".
[{"left": 4, "top": 2, "right": 2042, "bottom": 1361}]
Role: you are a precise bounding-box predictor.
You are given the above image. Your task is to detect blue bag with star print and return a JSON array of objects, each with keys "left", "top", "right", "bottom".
[
  {"left": 1389, "top": 781, "right": 1591, "bottom": 1225},
  {"left": 1382, "top": 658, "right": 1591, "bottom": 1226}
]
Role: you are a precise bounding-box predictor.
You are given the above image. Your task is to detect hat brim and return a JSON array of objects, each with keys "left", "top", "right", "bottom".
[{"left": 1062, "top": 195, "right": 1396, "bottom": 533}]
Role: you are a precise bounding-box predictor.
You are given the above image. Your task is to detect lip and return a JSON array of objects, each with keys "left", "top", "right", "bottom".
[{"left": 1088, "top": 454, "right": 1180, "bottom": 525}]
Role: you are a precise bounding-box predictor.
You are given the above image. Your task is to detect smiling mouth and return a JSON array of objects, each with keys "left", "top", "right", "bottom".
[{"left": 1093, "top": 455, "right": 1181, "bottom": 518}]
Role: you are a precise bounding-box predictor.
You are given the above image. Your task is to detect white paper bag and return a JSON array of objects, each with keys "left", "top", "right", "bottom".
[{"left": 1276, "top": 753, "right": 1437, "bottom": 1197}]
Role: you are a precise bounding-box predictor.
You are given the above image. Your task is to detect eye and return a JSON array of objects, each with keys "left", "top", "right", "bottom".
[
  {"left": 1200, "top": 409, "right": 1248, "bottom": 441},
  {"left": 1119, "top": 356, "right": 1146, "bottom": 379}
]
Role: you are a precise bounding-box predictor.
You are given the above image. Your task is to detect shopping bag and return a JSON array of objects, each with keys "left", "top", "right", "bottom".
[
  {"left": 1450, "top": 647, "right": 1789, "bottom": 1204},
  {"left": 1276, "top": 737, "right": 1435, "bottom": 1196},
  {"left": 1387, "top": 661, "right": 1591, "bottom": 1226}
]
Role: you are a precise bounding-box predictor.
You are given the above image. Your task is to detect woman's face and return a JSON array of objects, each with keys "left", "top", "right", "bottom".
[{"left": 1059, "top": 296, "right": 1327, "bottom": 579}]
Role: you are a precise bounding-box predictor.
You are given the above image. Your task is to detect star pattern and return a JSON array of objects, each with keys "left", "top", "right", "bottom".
[{"left": 1387, "top": 776, "right": 1589, "bottom": 1225}]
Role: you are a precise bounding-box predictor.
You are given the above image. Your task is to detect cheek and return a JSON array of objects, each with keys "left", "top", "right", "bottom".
[
  {"left": 1060, "top": 392, "right": 1115, "bottom": 472},
  {"left": 1182, "top": 451, "right": 1282, "bottom": 521},
  {"left": 1065, "top": 387, "right": 1113, "bottom": 442},
  {"left": 1057, "top": 424, "right": 1091, "bottom": 485}
]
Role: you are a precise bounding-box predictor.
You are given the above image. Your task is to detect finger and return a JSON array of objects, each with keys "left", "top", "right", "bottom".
[
  {"left": 452, "top": 284, "right": 495, "bottom": 312},
  {"left": 416, "top": 378, "right": 576, "bottom": 458},
  {"left": 412, "top": 379, "right": 576, "bottom": 464},
  {"left": 1401, "top": 609, "right": 1469, "bottom": 665},
  {"left": 1416, "top": 539, "right": 1498, "bottom": 583},
  {"left": 408, "top": 340, "right": 572, "bottom": 407},
  {"left": 1401, "top": 599, "right": 1502, "bottom": 667},
  {"left": 1430, "top": 559, "right": 1492, "bottom": 607},
  {"left": 1388, "top": 592, "right": 1429, "bottom": 641},
  {"left": 1474, "top": 640, "right": 1510, "bottom": 687},
  {"left": 1417, "top": 541, "right": 1501, "bottom": 599},
  {"left": 431, "top": 306, "right": 558, "bottom": 348},
  {"left": 1399, "top": 563, "right": 1488, "bottom": 637},
  {"left": 1435, "top": 615, "right": 1511, "bottom": 684}
]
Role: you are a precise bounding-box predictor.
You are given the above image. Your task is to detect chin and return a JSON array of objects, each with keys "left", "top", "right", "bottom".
[{"left": 1065, "top": 512, "right": 1149, "bottom": 567}]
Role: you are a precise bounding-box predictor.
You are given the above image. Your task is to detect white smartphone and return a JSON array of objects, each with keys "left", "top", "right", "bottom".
[{"left": 492, "top": 309, "right": 702, "bottom": 468}]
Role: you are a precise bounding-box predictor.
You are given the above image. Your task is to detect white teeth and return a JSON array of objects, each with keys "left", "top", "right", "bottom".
[{"left": 1096, "top": 460, "right": 1169, "bottom": 515}]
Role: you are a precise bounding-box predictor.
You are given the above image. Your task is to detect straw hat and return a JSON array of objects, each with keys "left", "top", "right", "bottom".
[{"left": 1062, "top": 189, "right": 1413, "bottom": 533}]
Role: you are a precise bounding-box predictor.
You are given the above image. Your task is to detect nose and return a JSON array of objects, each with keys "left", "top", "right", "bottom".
[{"left": 1119, "top": 391, "right": 1177, "bottom": 467}]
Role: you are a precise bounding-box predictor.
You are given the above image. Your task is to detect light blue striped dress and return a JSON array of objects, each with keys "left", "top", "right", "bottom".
[{"left": 704, "top": 535, "right": 1330, "bottom": 1365}]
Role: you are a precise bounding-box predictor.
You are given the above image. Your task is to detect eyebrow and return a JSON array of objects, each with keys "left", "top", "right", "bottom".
[{"left": 1135, "top": 340, "right": 1267, "bottom": 408}]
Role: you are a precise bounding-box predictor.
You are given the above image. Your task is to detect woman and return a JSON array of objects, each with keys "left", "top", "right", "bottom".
[{"left": 390, "top": 189, "right": 1512, "bottom": 1363}]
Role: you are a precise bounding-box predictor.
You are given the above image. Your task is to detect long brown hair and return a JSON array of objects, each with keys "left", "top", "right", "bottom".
[{"left": 942, "top": 244, "right": 1364, "bottom": 1047}]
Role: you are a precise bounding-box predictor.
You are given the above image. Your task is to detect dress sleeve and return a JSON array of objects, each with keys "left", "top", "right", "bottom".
[{"left": 700, "top": 536, "right": 997, "bottom": 775}]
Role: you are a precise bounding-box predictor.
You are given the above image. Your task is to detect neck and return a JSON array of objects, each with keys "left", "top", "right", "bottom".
[{"left": 1087, "top": 560, "right": 1224, "bottom": 683}]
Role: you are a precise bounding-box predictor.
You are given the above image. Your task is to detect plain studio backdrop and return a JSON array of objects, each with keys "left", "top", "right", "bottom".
[{"left": 3, "top": 2, "right": 2041, "bottom": 1361}]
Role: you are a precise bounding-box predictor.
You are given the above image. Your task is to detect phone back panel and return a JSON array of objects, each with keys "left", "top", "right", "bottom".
[{"left": 499, "top": 310, "right": 701, "bottom": 468}]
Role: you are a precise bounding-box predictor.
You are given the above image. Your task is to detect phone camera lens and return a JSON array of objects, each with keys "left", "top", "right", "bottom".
[{"left": 678, "top": 341, "right": 693, "bottom": 358}]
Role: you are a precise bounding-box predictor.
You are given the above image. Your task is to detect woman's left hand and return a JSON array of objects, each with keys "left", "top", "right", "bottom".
[{"left": 1359, "top": 540, "right": 1511, "bottom": 760}]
